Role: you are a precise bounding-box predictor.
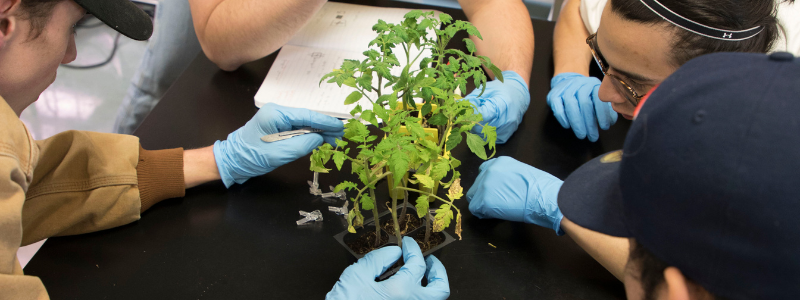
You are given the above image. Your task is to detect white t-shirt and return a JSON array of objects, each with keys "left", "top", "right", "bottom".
[{"left": 579, "top": 0, "right": 800, "bottom": 55}]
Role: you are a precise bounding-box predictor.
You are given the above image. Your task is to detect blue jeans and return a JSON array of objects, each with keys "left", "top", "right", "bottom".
[{"left": 114, "top": 0, "right": 201, "bottom": 134}]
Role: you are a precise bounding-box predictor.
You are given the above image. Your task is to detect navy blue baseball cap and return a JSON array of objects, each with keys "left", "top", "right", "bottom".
[
  {"left": 73, "top": 0, "right": 153, "bottom": 40},
  {"left": 558, "top": 52, "right": 800, "bottom": 298}
]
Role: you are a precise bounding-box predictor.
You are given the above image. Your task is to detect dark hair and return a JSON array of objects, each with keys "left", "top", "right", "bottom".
[
  {"left": 610, "top": 0, "right": 794, "bottom": 66},
  {"left": 629, "top": 240, "right": 726, "bottom": 300},
  {"left": 17, "top": 0, "right": 64, "bottom": 40}
]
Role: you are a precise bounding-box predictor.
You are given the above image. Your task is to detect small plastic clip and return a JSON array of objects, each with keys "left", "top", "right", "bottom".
[
  {"left": 308, "top": 172, "right": 322, "bottom": 196},
  {"left": 321, "top": 185, "right": 346, "bottom": 200},
  {"left": 297, "top": 210, "right": 323, "bottom": 225},
  {"left": 329, "top": 201, "right": 349, "bottom": 215}
]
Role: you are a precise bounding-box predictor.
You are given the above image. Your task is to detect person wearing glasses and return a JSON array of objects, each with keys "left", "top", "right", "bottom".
[
  {"left": 465, "top": 0, "right": 799, "bottom": 282},
  {"left": 549, "top": 0, "right": 799, "bottom": 142}
]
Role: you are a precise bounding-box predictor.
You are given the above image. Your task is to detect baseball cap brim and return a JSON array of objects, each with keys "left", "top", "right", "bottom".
[
  {"left": 557, "top": 150, "right": 630, "bottom": 237},
  {"left": 74, "top": 0, "right": 153, "bottom": 41}
]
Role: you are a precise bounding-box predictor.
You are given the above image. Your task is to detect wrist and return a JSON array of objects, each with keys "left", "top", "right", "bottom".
[
  {"left": 551, "top": 72, "right": 584, "bottom": 88},
  {"left": 212, "top": 140, "right": 237, "bottom": 188},
  {"left": 184, "top": 146, "right": 221, "bottom": 189}
]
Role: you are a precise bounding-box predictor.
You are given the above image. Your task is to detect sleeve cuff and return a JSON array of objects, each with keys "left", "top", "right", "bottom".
[{"left": 137, "top": 145, "right": 185, "bottom": 212}]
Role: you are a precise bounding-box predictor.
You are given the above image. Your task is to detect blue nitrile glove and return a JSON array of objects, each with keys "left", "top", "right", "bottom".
[
  {"left": 466, "top": 156, "right": 565, "bottom": 235},
  {"left": 326, "top": 237, "right": 450, "bottom": 300},
  {"left": 466, "top": 70, "right": 530, "bottom": 144},
  {"left": 213, "top": 103, "right": 344, "bottom": 187},
  {"left": 546, "top": 72, "right": 618, "bottom": 142}
]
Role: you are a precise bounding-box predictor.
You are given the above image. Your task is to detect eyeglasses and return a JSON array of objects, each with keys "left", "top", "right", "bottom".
[{"left": 586, "top": 33, "right": 643, "bottom": 107}]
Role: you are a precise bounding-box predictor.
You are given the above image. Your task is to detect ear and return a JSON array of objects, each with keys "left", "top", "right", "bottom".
[
  {"left": 0, "top": 0, "right": 21, "bottom": 49},
  {"left": 663, "top": 267, "right": 691, "bottom": 300}
]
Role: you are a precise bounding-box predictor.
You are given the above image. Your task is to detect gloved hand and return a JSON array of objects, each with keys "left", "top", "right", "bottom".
[
  {"left": 213, "top": 103, "right": 344, "bottom": 187},
  {"left": 466, "top": 70, "right": 530, "bottom": 144},
  {"left": 546, "top": 72, "right": 618, "bottom": 142},
  {"left": 326, "top": 237, "right": 450, "bottom": 300},
  {"left": 466, "top": 156, "right": 565, "bottom": 235}
]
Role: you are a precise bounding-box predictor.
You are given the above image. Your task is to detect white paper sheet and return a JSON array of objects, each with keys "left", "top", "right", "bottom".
[{"left": 254, "top": 2, "right": 440, "bottom": 118}]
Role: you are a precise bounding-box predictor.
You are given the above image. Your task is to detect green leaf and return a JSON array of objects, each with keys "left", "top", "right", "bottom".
[
  {"left": 361, "top": 193, "right": 374, "bottom": 210},
  {"left": 414, "top": 174, "right": 435, "bottom": 189},
  {"left": 421, "top": 139, "right": 438, "bottom": 150},
  {"left": 417, "top": 77, "right": 435, "bottom": 87},
  {"left": 358, "top": 72, "right": 373, "bottom": 90},
  {"left": 464, "top": 23, "right": 482, "bottom": 39},
  {"left": 489, "top": 65, "right": 503, "bottom": 82},
  {"left": 334, "top": 138, "right": 348, "bottom": 148},
  {"left": 404, "top": 10, "right": 423, "bottom": 19},
  {"left": 333, "top": 151, "right": 347, "bottom": 170},
  {"left": 377, "top": 93, "right": 394, "bottom": 105},
  {"left": 431, "top": 159, "right": 449, "bottom": 181},
  {"left": 361, "top": 110, "right": 379, "bottom": 127},
  {"left": 405, "top": 122, "right": 425, "bottom": 139},
  {"left": 343, "top": 77, "right": 357, "bottom": 88},
  {"left": 320, "top": 70, "right": 338, "bottom": 86},
  {"left": 466, "top": 132, "right": 488, "bottom": 160},
  {"left": 372, "top": 19, "right": 390, "bottom": 32},
  {"left": 334, "top": 181, "right": 358, "bottom": 193},
  {"left": 421, "top": 102, "right": 432, "bottom": 117},
  {"left": 419, "top": 18, "right": 433, "bottom": 30},
  {"left": 419, "top": 57, "right": 432, "bottom": 70},
  {"left": 444, "top": 24, "right": 458, "bottom": 38},
  {"left": 350, "top": 104, "right": 362, "bottom": 116},
  {"left": 375, "top": 65, "right": 392, "bottom": 80},
  {"left": 449, "top": 157, "right": 461, "bottom": 169},
  {"left": 345, "top": 91, "right": 363, "bottom": 105},
  {"left": 415, "top": 195, "right": 429, "bottom": 218},
  {"left": 445, "top": 130, "right": 463, "bottom": 151},
  {"left": 428, "top": 113, "right": 448, "bottom": 126},
  {"left": 482, "top": 125, "right": 498, "bottom": 158},
  {"left": 439, "top": 13, "right": 452, "bottom": 24},
  {"left": 388, "top": 151, "right": 410, "bottom": 186},
  {"left": 463, "top": 38, "right": 476, "bottom": 53}
]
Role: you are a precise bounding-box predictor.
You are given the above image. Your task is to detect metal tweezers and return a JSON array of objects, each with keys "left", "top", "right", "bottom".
[{"left": 261, "top": 127, "right": 324, "bottom": 143}]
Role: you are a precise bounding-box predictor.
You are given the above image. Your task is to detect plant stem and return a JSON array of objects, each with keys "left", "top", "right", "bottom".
[
  {"left": 391, "top": 190, "right": 401, "bottom": 248},
  {"left": 369, "top": 187, "right": 381, "bottom": 248},
  {"left": 399, "top": 173, "right": 409, "bottom": 224},
  {"left": 424, "top": 210, "right": 432, "bottom": 245}
]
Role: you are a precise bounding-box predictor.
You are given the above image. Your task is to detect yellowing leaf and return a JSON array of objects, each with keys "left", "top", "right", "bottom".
[
  {"left": 447, "top": 178, "right": 463, "bottom": 201},
  {"left": 414, "top": 174, "right": 435, "bottom": 189},
  {"left": 415, "top": 195, "right": 429, "bottom": 218}
]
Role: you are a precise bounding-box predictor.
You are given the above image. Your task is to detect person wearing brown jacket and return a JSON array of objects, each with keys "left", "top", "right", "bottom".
[{"left": 0, "top": 0, "right": 348, "bottom": 298}]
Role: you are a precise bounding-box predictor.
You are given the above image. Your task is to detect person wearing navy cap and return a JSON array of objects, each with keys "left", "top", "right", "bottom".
[{"left": 470, "top": 51, "right": 800, "bottom": 298}]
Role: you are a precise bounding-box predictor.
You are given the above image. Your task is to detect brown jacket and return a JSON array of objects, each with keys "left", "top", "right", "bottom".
[{"left": 0, "top": 97, "right": 185, "bottom": 299}]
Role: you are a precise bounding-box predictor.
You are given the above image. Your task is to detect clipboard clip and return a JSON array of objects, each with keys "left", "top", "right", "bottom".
[{"left": 261, "top": 127, "right": 324, "bottom": 143}]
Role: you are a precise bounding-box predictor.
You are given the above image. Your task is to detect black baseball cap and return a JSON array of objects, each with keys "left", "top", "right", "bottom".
[
  {"left": 558, "top": 52, "right": 800, "bottom": 298},
  {"left": 73, "top": 0, "right": 153, "bottom": 40}
]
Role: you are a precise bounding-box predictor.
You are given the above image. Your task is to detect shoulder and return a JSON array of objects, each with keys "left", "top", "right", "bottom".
[{"left": 0, "top": 99, "right": 39, "bottom": 186}]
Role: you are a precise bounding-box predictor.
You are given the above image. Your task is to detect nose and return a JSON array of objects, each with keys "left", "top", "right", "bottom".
[
  {"left": 597, "top": 77, "right": 626, "bottom": 105},
  {"left": 61, "top": 34, "right": 77, "bottom": 64}
]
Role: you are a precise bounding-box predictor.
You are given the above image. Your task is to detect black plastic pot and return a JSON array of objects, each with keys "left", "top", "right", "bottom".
[{"left": 333, "top": 205, "right": 455, "bottom": 261}]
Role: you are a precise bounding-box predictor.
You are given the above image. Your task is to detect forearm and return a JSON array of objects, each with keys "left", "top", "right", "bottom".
[
  {"left": 458, "top": 0, "right": 533, "bottom": 84},
  {"left": 561, "top": 216, "right": 628, "bottom": 281},
  {"left": 183, "top": 146, "right": 221, "bottom": 189},
  {"left": 189, "top": 0, "right": 327, "bottom": 71},
  {"left": 553, "top": 0, "right": 593, "bottom": 76}
]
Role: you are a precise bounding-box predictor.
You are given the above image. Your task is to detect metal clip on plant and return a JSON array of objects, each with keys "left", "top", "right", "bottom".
[
  {"left": 329, "top": 200, "right": 349, "bottom": 215},
  {"left": 297, "top": 210, "right": 323, "bottom": 225},
  {"left": 308, "top": 172, "right": 322, "bottom": 196}
]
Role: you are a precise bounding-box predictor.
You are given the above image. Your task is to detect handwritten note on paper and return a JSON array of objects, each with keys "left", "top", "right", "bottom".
[{"left": 254, "top": 2, "right": 440, "bottom": 118}]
